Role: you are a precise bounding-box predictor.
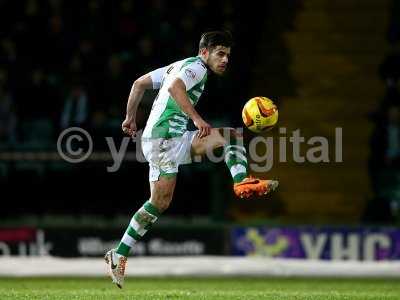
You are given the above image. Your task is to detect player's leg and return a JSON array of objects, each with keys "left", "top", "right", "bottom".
[
  {"left": 149, "top": 175, "right": 177, "bottom": 212},
  {"left": 191, "top": 127, "right": 278, "bottom": 198},
  {"left": 105, "top": 175, "right": 176, "bottom": 288},
  {"left": 115, "top": 175, "right": 175, "bottom": 254},
  {"left": 192, "top": 127, "right": 247, "bottom": 181},
  {"left": 106, "top": 134, "right": 180, "bottom": 288}
]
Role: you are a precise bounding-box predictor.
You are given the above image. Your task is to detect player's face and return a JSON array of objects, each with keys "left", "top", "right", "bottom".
[{"left": 205, "top": 46, "right": 231, "bottom": 76}]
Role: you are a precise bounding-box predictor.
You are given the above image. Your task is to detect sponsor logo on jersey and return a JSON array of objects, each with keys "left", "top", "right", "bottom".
[
  {"left": 185, "top": 68, "right": 196, "bottom": 79},
  {"left": 198, "top": 61, "right": 207, "bottom": 70}
]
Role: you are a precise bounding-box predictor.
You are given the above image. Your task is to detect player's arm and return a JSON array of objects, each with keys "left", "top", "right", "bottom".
[
  {"left": 122, "top": 67, "right": 167, "bottom": 136},
  {"left": 168, "top": 78, "right": 211, "bottom": 138},
  {"left": 168, "top": 61, "right": 211, "bottom": 138}
]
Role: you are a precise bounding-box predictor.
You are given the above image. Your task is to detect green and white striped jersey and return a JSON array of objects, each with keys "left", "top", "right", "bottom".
[{"left": 142, "top": 56, "right": 208, "bottom": 139}]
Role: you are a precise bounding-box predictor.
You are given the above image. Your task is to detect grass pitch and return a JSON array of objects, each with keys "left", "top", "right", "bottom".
[{"left": 0, "top": 277, "right": 398, "bottom": 300}]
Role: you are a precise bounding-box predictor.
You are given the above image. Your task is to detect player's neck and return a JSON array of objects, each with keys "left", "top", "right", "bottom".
[
  {"left": 198, "top": 55, "right": 210, "bottom": 72},
  {"left": 198, "top": 55, "right": 207, "bottom": 64}
]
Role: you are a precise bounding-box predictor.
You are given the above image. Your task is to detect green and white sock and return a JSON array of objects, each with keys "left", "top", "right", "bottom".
[
  {"left": 224, "top": 144, "right": 248, "bottom": 183},
  {"left": 116, "top": 200, "right": 161, "bottom": 257}
]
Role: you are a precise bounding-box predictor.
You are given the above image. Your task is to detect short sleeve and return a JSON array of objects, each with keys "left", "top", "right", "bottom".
[
  {"left": 176, "top": 60, "right": 207, "bottom": 91},
  {"left": 149, "top": 66, "right": 168, "bottom": 89}
]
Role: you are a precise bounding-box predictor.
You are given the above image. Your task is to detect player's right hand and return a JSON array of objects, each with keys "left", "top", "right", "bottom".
[
  {"left": 193, "top": 117, "right": 212, "bottom": 138},
  {"left": 122, "top": 118, "right": 137, "bottom": 137}
]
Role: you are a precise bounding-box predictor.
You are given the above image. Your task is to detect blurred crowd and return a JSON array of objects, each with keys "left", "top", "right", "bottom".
[
  {"left": 0, "top": 0, "right": 246, "bottom": 149},
  {"left": 368, "top": 0, "right": 400, "bottom": 222},
  {"left": 0, "top": 0, "right": 266, "bottom": 217}
]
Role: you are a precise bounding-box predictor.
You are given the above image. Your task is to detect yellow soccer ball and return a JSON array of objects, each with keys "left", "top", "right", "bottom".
[{"left": 242, "top": 96, "right": 278, "bottom": 132}]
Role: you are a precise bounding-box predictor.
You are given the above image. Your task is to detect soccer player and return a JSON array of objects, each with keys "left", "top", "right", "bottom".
[{"left": 105, "top": 31, "right": 278, "bottom": 288}]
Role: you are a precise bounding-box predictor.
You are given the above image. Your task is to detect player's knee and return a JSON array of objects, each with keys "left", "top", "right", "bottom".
[
  {"left": 217, "top": 127, "right": 243, "bottom": 143},
  {"left": 154, "top": 195, "right": 172, "bottom": 212},
  {"left": 159, "top": 200, "right": 171, "bottom": 212},
  {"left": 151, "top": 190, "right": 173, "bottom": 212}
]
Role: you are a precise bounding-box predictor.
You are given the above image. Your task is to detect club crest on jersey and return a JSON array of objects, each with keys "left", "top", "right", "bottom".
[{"left": 185, "top": 69, "right": 196, "bottom": 79}]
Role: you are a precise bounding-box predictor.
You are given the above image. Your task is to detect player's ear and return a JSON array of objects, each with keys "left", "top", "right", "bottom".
[{"left": 200, "top": 47, "right": 208, "bottom": 57}]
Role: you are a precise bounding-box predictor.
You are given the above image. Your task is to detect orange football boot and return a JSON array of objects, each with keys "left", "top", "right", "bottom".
[{"left": 233, "top": 177, "right": 279, "bottom": 199}]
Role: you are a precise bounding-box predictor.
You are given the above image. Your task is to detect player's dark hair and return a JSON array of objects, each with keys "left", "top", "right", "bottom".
[{"left": 198, "top": 31, "right": 233, "bottom": 52}]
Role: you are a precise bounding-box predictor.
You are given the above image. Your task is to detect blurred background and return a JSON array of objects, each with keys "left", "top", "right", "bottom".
[{"left": 1, "top": 0, "right": 400, "bottom": 261}]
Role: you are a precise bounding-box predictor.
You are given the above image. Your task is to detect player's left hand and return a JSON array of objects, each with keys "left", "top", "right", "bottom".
[{"left": 193, "top": 117, "right": 212, "bottom": 138}]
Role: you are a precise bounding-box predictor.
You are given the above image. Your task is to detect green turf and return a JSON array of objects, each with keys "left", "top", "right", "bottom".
[{"left": 0, "top": 277, "right": 398, "bottom": 300}]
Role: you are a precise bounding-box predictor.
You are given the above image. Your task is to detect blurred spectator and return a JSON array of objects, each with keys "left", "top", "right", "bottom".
[
  {"left": 112, "top": 0, "right": 139, "bottom": 51},
  {"left": 80, "top": 0, "right": 105, "bottom": 39},
  {"left": 45, "top": 5, "right": 72, "bottom": 74},
  {"left": 60, "top": 81, "right": 89, "bottom": 130},
  {"left": 366, "top": 11, "right": 400, "bottom": 222},
  {"left": 384, "top": 105, "right": 400, "bottom": 219},
  {"left": 388, "top": 0, "right": 400, "bottom": 45},
  {"left": 18, "top": 68, "right": 57, "bottom": 122},
  {"left": 138, "top": 37, "right": 157, "bottom": 69},
  {"left": 0, "top": 37, "right": 17, "bottom": 66},
  {"left": 386, "top": 106, "right": 400, "bottom": 166},
  {"left": 103, "top": 54, "right": 126, "bottom": 121},
  {"left": 0, "top": 83, "right": 17, "bottom": 145},
  {"left": 368, "top": 104, "right": 400, "bottom": 222},
  {"left": 379, "top": 51, "right": 400, "bottom": 88},
  {"left": 0, "top": 68, "right": 17, "bottom": 144}
]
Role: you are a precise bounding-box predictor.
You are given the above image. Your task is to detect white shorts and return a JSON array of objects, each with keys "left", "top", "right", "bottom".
[{"left": 141, "top": 131, "right": 198, "bottom": 182}]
